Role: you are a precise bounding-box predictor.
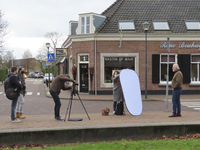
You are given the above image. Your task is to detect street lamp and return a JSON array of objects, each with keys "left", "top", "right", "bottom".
[
  {"left": 46, "top": 43, "right": 51, "bottom": 89},
  {"left": 142, "top": 22, "right": 150, "bottom": 99}
]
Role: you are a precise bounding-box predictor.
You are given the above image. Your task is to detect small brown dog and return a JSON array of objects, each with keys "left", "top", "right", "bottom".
[{"left": 102, "top": 107, "right": 110, "bottom": 116}]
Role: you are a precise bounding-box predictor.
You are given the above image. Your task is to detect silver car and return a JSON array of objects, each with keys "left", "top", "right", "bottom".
[{"left": 43, "top": 73, "right": 54, "bottom": 83}]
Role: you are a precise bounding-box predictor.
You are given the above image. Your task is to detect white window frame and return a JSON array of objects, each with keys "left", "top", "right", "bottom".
[
  {"left": 100, "top": 53, "right": 139, "bottom": 88},
  {"left": 153, "top": 21, "right": 170, "bottom": 30},
  {"left": 191, "top": 54, "right": 200, "bottom": 83},
  {"left": 185, "top": 21, "right": 200, "bottom": 30},
  {"left": 119, "top": 21, "right": 135, "bottom": 31},
  {"left": 159, "top": 53, "right": 177, "bottom": 84},
  {"left": 81, "top": 16, "right": 90, "bottom": 34}
]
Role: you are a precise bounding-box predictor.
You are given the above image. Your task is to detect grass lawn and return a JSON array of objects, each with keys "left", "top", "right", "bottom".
[{"left": 6, "top": 138, "right": 200, "bottom": 150}]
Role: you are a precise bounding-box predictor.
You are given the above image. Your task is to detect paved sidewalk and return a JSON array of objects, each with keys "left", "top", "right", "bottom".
[{"left": 0, "top": 83, "right": 200, "bottom": 132}]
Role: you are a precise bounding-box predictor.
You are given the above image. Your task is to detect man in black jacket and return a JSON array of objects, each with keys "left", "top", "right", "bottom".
[{"left": 8, "top": 67, "right": 23, "bottom": 122}]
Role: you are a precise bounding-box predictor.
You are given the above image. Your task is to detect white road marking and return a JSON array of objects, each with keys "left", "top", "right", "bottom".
[
  {"left": 47, "top": 92, "right": 50, "bottom": 95},
  {"left": 37, "top": 92, "right": 40, "bottom": 96},
  {"left": 181, "top": 102, "right": 200, "bottom": 111},
  {"left": 26, "top": 92, "right": 33, "bottom": 95},
  {"left": 0, "top": 92, "right": 3, "bottom": 95}
]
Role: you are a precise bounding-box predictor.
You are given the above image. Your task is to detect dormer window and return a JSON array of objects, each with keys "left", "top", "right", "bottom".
[
  {"left": 153, "top": 21, "right": 170, "bottom": 30},
  {"left": 119, "top": 21, "right": 135, "bottom": 31},
  {"left": 185, "top": 21, "right": 200, "bottom": 30},
  {"left": 81, "top": 16, "right": 90, "bottom": 34}
]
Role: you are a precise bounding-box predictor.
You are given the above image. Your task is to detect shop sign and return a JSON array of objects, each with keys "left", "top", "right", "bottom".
[
  {"left": 105, "top": 57, "right": 134, "bottom": 61},
  {"left": 56, "top": 48, "right": 67, "bottom": 57},
  {"left": 160, "top": 42, "right": 200, "bottom": 50}
]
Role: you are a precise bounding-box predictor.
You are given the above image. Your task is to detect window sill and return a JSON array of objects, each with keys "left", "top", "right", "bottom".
[
  {"left": 158, "top": 83, "right": 172, "bottom": 87},
  {"left": 189, "top": 83, "right": 200, "bottom": 87}
]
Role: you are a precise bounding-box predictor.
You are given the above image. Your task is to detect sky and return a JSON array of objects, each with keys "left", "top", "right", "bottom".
[{"left": 0, "top": 0, "right": 116, "bottom": 59}]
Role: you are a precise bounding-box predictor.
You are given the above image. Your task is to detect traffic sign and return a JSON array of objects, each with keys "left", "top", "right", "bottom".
[
  {"left": 47, "top": 53, "right": 55, "bottom": 61},
  {"left": 0, "top": 66, "right": 2, "bottom": 69},
  {"left": 46, "top": 62, "right": 51, "bottom": 66},
  {"left": 43, "top": 63, "right": 47, "bottom": 67}
]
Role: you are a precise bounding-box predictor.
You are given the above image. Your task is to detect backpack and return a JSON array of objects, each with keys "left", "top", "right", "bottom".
[
  {"left": 115, "top": 102, "right": 124, "bottom": 115},
  {"left": 4, "top": 76, "right": 12, "bottom": 93},
  {"left": 4, "top": 75, "right": 19, "bottom": 100}
]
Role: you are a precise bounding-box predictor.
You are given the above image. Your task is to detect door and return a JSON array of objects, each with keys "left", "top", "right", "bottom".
[{"left": 79, "top": 64, "right": 88, "bottom": 92}]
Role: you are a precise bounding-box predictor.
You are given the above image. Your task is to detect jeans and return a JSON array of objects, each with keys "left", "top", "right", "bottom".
[
  {"left": 16, "top": 93, "right": 24, "bottom": 113},
  {"left": 50, "top": 92, "right": 61, "bottom": 118},
  {"left": 172, "top": 88, "right": 182, "bottom": 115},
  {"left": 11, "top": 99, "right": 18, "bottom": 120}
]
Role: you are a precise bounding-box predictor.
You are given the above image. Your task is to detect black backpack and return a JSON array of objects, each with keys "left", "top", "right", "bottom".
[
  {"left": 4, "top": 76, "right": 13, "bottom": 93},
  {"left": 115, "top": 102, "right": 124, "bottom": 115}
]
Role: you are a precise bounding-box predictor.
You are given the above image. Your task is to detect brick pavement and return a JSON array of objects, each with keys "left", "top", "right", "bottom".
[{"left": 0, "top": 82, "right": 200, "bottom": 131}]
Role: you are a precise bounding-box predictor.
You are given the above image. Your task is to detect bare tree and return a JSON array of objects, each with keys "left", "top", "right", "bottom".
[
  {"left": 44, "top": 32, "right": 62, "bottom": 54},
  {"left": 2, "top": 50, "right": 14, "bottom": 68},
  {"left": 36, "top": 45, "right": 47, "bottom": 72},
  {"left": 0, "top": 10, "right": 9, "bottom": 54},
  {"left": 22, "top": 49, "right": 35, "bottom": 72}
]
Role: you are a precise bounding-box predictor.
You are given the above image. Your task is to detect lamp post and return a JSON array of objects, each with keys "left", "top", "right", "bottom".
[
  {"left": 46, "top": 43, "right": 51, "bottom": 89},
  {"left": 142, "top": 22, "right": 150, "bottom": 99}
]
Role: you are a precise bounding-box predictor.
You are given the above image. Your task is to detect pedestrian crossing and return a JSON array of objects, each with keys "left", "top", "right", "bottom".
[
  {"left": 0, "top": 91, "right": 42, "bottom": 96},
  {"left": 181, "top": 102, "right": 200, "bottom": 110}
]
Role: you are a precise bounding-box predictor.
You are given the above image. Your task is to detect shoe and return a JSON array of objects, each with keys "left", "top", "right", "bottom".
[
  {"left": 55, "top": 116, "right": 64, "bottom": 121},
  {"left": 19, "top": 113, "right": 26, "bottom": 119},
  {"left": 168, "top": 114, "right": 177, "bottom": 117},
  {"left": 12, "top": 118, "right": 21, "bottom": 123},
  {"left": 16, "top": 112, "right": 20, "bottom": 118},
  {"left": 113, "top": 111, "right": 115, "bottom": 115},
  {"left": 177, "top": 114, "right": 181, "bottom": 117}
]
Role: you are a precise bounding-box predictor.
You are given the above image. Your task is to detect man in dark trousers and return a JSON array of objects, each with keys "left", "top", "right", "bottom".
[
  {"left": 50, "top": 74, "right": 75, "bottom": 121},
  {"left": 169, "top": 64, "right": 183, "bottom": 117},
  {"left": 8, "top": 67, "right": 23, "bottom": 122}
]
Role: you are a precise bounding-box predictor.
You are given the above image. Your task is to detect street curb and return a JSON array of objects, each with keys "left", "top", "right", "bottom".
[{"left": 1, "top": 121, "right": 200, "bottom": 145}]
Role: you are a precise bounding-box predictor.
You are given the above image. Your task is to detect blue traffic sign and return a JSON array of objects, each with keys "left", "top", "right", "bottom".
[
  {"left": 43, "top": 63, "right": 47, "bottom": 67},
  {"left": 47, "top": 53, "right": 55, "bottom": 62}
]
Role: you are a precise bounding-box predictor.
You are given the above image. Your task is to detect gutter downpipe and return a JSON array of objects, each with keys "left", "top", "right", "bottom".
[{"left": 94, "top": 34, "right": 97, "bottom": 95}]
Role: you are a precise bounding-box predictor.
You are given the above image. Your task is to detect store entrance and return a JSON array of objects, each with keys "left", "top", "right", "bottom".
[{"left": 79, "top": 64, "right": 88, "bottom": 93}]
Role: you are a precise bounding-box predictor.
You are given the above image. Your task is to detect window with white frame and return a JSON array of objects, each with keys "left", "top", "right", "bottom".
[
  {"left": 153, "top": 21, "right": 170, "bottom": 30},
  {"left": 81, "top": 16, "right": 90, "bottom": 34},
  {"left": 185, "top": 21, "right": 200, "bottom": 30},
  {"left": 160, "top": 54, "right": 176, "bottom": 82},
  {"left": 119, "top": 21, "right": 135, "bottom": 31},
  {"left": 191, "top": 55, "right": 200, "bottom": 82},
  {"left": 100, "top": 53, "right": 139, "bottom": 87}
]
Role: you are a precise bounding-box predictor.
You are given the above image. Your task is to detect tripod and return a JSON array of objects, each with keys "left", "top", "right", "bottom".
[{"left": 64, "top": 82, "right": 90, "bottom": 121}]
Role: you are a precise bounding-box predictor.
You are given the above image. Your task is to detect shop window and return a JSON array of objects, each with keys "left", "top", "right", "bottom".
[
  {"left": 104, "top": 57, "right": 135, "bottom": 83},
  {"left": 160, "top": 54, "right": 176, "bottom": 82},
  {"left": 81, "top": 16, "right": 90, "bottom": 34},
  {"left": 119, "top": 21, "right": 135, "bottom": 31},
  {"left": 185, "top": 21, "right": 200, "bottom": 30},
  {"left": 191, "top": 55, "right": 200, "bottom": 82},
  {"left": 153, "top": 21, "right": 170, "bottom": 30}
]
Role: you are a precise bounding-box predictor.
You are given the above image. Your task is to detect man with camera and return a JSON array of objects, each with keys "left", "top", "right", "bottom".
[
  {"left": 7, "top": 67, "right": 23, "bottom": 122},
  {"left": 50, "top": 74, "right": 75, "bottom": 121},
  {"left": 16, "top": 67, "right": 26, "bottom": 119}
]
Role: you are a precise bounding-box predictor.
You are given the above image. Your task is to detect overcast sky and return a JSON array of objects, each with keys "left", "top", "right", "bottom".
[{"left": 0, "top": 0, "right": 115, "bottom": 59}]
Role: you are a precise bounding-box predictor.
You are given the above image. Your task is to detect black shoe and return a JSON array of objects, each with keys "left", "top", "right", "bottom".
[{"left": 55, "top": 116, "right": 64, "bottom": 121}]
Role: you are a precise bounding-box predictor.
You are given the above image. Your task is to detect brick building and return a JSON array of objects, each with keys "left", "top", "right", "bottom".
[{"left": 61, "top": 0, "right": 200, "bottom": 95}]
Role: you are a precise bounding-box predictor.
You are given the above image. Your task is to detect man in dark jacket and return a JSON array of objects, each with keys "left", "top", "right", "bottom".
[
  {"left": 8, "top": 67, "right": 23, "bottom": 122},
  {"left": 50, "top": 74, "right": 75, "bottom": 121},
  {"left": 169, "top": 64, "right": 183, "bottom": 117}
]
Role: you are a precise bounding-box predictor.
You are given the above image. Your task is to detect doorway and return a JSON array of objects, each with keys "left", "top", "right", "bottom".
[{"left": 79, "top": 64, "right": 88, "bottom": 92}]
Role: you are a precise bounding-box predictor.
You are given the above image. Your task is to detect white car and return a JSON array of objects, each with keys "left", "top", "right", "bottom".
[{"left": 43, "top": 73, "right": 54, "bottom": 83}]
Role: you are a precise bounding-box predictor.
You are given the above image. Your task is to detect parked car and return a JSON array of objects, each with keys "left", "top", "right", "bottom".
[
  {"left": 43, "top": 73, "right": 54, "bottom": 83},
  {"left": 28, "top": 72, "right": 35, "bottom": 78},
  {"left": 34, "top": 73, "right": 39, "bottom": 78},
  {"left": 38, "top": 72, "right": 44, "bottom": 78}
]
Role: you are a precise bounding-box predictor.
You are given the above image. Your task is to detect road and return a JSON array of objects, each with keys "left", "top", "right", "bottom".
[{"left": 0, "top": 78, "right": 197, "bottom": 117}]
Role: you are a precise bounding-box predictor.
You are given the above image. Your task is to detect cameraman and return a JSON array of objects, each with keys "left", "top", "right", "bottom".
[{"left": 49, "top": 74, "right": 75, "bottom": 121}]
